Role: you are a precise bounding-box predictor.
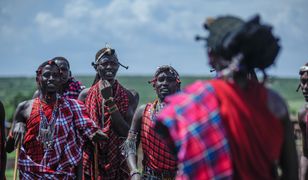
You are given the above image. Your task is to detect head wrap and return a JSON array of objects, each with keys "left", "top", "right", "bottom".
[
  {"left": 36, "top": 60, "right": 59, "bottom": 77},
  {"left": 95, "top": 48, "right": 118, "bottom": 63},
  {"left": 148, "top": 65, "right": 181, "bottom": 85},
  {"left": 202, "top": 14, "right": 280, "bottom": 71},
  {"left": 93, "top": 46, "right": 128, "bottom": 69},
  {"left": 296, "top": 63, "right": 308, "bottom": 91}
]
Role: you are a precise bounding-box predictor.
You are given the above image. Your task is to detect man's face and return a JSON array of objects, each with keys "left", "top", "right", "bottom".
[
  {"left": 96, "top": 59, "right": 119, "bottom": 81},
  {"left": 300, "top": 71, "right": 308, "bottom": 102},
  {"left": 38, "top": 64, "right": 61, "bottom": 94},
  {"left": 55, "top": 60, "right": 71, "bottom": 84},
  {"left": 154, "top": 71, "right": 179, "bottom": 102}
]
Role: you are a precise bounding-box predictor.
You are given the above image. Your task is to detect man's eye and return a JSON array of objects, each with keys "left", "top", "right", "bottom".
[
  {"left": 157, "top": 77, "right": 165, "bottom": 82},
  {"left": 42, "top": 72, "right": 50, "bottom": 77},
  {"left": 166, "top": 77, "right": 176, "bottom": 82}
]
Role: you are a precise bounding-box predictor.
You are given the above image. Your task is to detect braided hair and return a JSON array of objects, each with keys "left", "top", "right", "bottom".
[{"left": 202, "top": 14, "right": 280, "bottom": 80}]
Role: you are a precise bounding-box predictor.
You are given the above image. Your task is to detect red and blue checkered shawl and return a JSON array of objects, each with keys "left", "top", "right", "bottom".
[
  {"left": 141, "top": 101, "right": 177, "bottom": 175},
  {"left": 157, "top": 80, "right": 232, "bottom": 180},
  {"left": 18, "top": 97, "right": 99, "bottom": 180},
  {"left": 62, "top": 77, "right": 85, "bottom": 100},
  {"left": 83, "top": 80, "right": 129, "bottom": 180}
]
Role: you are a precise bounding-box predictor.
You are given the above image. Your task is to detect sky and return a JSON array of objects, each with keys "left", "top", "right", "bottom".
[{"left": 0, "top": 0, "right": 307, "bottom": 78}]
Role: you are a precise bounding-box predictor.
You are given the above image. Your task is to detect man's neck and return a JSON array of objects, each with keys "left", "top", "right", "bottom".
[
  {"left": 40, "top": 93, "right": 57, "bottom": 104},
  {"left": 102, "top": 79, "right": 115, "bottom": 86}
]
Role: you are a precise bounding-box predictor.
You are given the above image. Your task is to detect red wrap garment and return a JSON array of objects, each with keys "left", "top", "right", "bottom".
[
  {"left": 141, "top": 101, "right": 177, "bottom": 177},
  {"left": 211, "top": 79, "right": 284, "bottom": 180},
  {"left": 83, "top": 80, "right": 129, "bottom": 180},
  {"left": 19, "top": 97, "right": 99, "bottom": 179}
]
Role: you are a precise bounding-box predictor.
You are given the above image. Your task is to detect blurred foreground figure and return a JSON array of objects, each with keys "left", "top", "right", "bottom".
[
  {"left": 297, "top": 63, "right": 308, "bottom": 180},
  {"left": 123, "top": 65, "right": 180, "bottom": 179},
  {"left": 156, "top": 15, "right": 298, "bottom": 179},
  {"left": 79, "top": 46, "right": 139, "bottom": 179},
  {"left": 6, "top": 60, "right": 106, "bottom": 179}
]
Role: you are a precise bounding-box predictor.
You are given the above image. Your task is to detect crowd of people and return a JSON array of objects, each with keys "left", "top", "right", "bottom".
[{"left": 0, "top": 14, "right": 305, "bottom": 180}]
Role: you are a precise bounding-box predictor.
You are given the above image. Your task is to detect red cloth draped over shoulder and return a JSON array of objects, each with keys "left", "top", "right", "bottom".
[
  {"left": 210, "top": 79, "right": 284, "bottom": 180},
  {"left": 23, "top": 98, "right": 53, "bottom": 164},
  {"left": 141, "top": 102, "right": 177, "bottom": 174},
  {"left": 83, "top": 80, "right": 129, "bottom": 180}
]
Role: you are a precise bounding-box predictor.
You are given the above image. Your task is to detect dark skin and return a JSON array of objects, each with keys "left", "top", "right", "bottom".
[
  {"left": 0, "top": 100, "right": 6, "bottom": 180},
  {"left": 6, "top": 63, "right": 107, "bottom": 180},
  {"left": 33, "top": 59, "right": 72, "bottom": 98},
  {"left": 156, "top": 54, "right": 298, "bottom": 179},
  {"left": 54, "top": 59, "right": 71, "bottom": 86},
  {"left": 298, "top": 70, "right": 308, "bottom": 180},
  {"left": 78, "top": 58, "right": 139, "bottom": 137},
  {"left": 126, "top": 71, "right": 179, "bottom": 180}
]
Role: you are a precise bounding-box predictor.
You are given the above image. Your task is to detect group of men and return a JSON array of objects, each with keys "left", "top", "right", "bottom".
[{"left": 0, "top": 14, "right": 306, "bottom": 180}]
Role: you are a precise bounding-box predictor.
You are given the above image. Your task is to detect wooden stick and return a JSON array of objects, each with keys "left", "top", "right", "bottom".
[
  {"left": 13, "top": 143, "right": 21, "bottom": 180},
  {"left": 94, "top": 143, "right": 99, "bottom": 180}
]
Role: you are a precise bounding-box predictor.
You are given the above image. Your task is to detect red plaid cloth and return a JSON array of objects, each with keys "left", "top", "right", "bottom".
[
  {"left": 83, "top": 80, "right": 129, "bottom": 180},
  {"left": 157, "top": 80, "right": 232, "bottom": 180},
  {"left": 141, "top": 101, "right": 177, "bottom": 176},
  {"left": 62, "top": 77, "right": 85, "bottom": 99},
  {"left": 19, "top": 97, "right": 99, "bottom": 180},
  {"left": 211, "top": 80, "right": 284, "bottom": 180}
]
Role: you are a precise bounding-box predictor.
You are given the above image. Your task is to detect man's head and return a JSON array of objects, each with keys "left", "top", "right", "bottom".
[
  {"left": 52, "top": 56, "right": 71, "bottom": 85},
  {"left": 93, "top": 47, "right": 119, "bottom": 82},
  {"left": 149, "top": 65, "right": 181, "bottom": 102},
  {"left": 299, "top": 63, "right": 308, "bottom": 102},
  {"left": 201, "top": 15, "right": 280, "bottom": 78},
  {"left": 36, "top": 60, "right": 61, "bottom": 94}
]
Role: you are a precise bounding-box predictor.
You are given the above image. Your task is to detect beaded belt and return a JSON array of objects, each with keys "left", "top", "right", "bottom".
[{"left": 142, "top": 166, "right": 176, "bottom": 180}]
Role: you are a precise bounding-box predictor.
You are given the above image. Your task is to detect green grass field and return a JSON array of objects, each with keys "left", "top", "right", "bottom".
[
  {"left": 0, "top": 75, "right": 304, "bottom": 121},
  {"left": 0, "top": 75, "right": 304, "bottom": 178}
]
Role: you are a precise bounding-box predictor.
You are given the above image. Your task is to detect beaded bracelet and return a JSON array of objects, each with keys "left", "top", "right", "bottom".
[
  {"left": 104, "top": 97, "right": 114, "bottom": 105},
  {"left": 108, "top": 104, "right": 118, "bottom": 114},
  {"left": 130, "top": 169, "right": 141, "bottom": 177}
]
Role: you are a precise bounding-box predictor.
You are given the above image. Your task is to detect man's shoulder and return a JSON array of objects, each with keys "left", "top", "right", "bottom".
[
  {"left": 126, "top": 89, "right": 139, "bottom": 100},
  {"left": 266, "top": 88, "right": 289, "bottom": 120}
]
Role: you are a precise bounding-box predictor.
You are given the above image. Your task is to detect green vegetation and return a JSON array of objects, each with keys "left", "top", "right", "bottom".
[
  {"left": 1, "top": 75, "right": 303, "bottom": 177},
  {"left": 0, "top": 76, "right": 303, "bottom": 122}
]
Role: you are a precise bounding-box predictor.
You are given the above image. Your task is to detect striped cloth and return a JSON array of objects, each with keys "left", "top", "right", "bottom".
[
  {"left": 156, "top": 80, "right": 232, "bottom": 180},
  {"left": 62, "top": 77, "right": 85, "bottom": 100},
  {"left": 19, "top": 97, "right": 99, "bottom": 180},
  {"left": 83, "top": 80, "right": 130, "bottom": 180},
  {"left": 141, "top": 101, "right": 177, "bottom": 178}
]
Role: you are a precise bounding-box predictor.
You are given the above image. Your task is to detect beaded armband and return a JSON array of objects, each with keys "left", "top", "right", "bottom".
[{"left": 121, "top": 130, "right": 138, "bottom": 158}]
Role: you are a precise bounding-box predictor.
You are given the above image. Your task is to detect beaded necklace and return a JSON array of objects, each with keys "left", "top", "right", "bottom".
[
  {"left": 36, "top": 96, "right": 59, "bottom": 149},
  {"left": 150, "top": 99, "right": 165, "bottom": 122}
]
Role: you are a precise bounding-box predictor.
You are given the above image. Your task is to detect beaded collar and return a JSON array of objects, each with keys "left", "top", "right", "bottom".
[{"left": 36, "top": 95, "right": 59, "bottom": 149}]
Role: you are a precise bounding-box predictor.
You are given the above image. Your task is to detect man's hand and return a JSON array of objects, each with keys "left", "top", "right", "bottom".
[
  {"left": 12, "top": 122, "right": 26, "bottom": 147},
  {"left": 99, "top": 80, "right": 113, "bottom": 100},
  {"left": 91, "top": 130, "right": 108, "bottom": 142}
]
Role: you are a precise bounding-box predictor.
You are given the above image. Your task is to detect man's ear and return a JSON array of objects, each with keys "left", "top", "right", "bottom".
[
  {"left": 36, "top": 77, "right": 42, "bottom": 88},
  {"left": 69, "top": 70, "right": 72, "bottom": 77}
]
